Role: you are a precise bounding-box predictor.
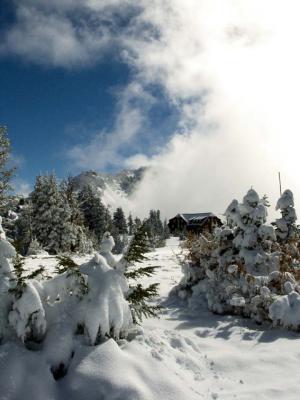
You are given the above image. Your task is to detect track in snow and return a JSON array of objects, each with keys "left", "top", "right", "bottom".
[{"left": 135, "top": 237, "right": 300, "bottom": 400}]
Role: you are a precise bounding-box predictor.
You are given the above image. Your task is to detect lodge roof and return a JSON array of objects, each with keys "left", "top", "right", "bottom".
[{"left": 174, "top": 213, "right": 218, "bottom": 223}]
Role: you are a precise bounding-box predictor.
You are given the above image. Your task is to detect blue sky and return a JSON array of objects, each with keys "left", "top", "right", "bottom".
[
  {"left": 1, "top": 58, "right": 129, "bottom": 182},
  {"left": 0, "top": 0, "right": 178, "bottom": 193}
]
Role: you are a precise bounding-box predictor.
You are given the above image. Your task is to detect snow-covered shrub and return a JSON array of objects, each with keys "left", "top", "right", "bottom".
[
  {"left": 118, "top": 225, "right": 162, "bottom": 323},
  {"left": 269, "top": 291, "right": 300, "bottom": 329},
  {"left": 8, "top": 280, "right": 47, "bottom": 344},
  {"left": 174, "top": 188, "right": 300, "bottom": 330},
  {"left": 272, "top": 189, "right": 300, "bottom": 284},
  {"left": 100, "top": 232, "right": 118, "bottom": 268},
  {"left": 0, "top": 219, "right": 135, "bottom": 349},
  {"left": 0, "top": 217, "right": 16, "bottom": 342},
  {"left": 79, "top": 254, "right": 132, "bottom": 344},
  {"left": 27, "top": 237, "right": 44, "bottom": 256},
  {"left": 225, "top": 189, "right": 279, "bottom": 275},
  {"left": 275, "top": 189, "right": 298, "bottom": 242}
]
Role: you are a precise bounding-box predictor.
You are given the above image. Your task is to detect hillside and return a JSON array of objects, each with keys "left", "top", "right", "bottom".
[{"left": 72, "top": 167, "right": 147, "bottom": 210}]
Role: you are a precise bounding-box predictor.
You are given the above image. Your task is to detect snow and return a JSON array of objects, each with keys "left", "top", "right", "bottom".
[
  {"left": 276, "top": 189, "right": 294, "bottom": 210},
  {"left": 269, "top": 291, "right": 300, "bottom": 329},
  {"left": 79, "top": 255, "right": 132, "bottom": 344},
  {"left": 99, "top": 232, "right": 118, "bottom": 268},
  {"left": 1, "top": 238, "right": 300, "bottom": 399},
  {"left": 8, "top": 281, "right": 47, "bottom": 343}
]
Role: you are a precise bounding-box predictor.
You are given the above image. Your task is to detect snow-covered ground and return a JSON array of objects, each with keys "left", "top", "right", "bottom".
[{"left": 1, "top": 238, "right": 300, "bottom": 399}]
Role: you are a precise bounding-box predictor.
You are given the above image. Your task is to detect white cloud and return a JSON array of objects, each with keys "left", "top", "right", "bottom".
[
  {"left": 0, "top": 0, "right": 135, "bottom": 67},
  {"left": 67, "top": 82, "right": 154, "bottom": 169},
  {"left": 9, "top": 153, "right": 26, "bottom": 169},
  {"left": 124, "top": 0, "right": 300, "bottom": 219},
  {"left": 3, "top": 0, "right": 300, "bottom": 220},
  {"left": 13, "top": 178, "right": 32, "bottom": 197}
]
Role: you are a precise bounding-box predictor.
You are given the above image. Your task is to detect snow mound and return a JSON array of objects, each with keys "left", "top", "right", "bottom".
[
  {"left": 80, "top": 255, "right": 132, "bottom": 344},
  {"left": 269, "top": 291, "right": 300, "bottom": 329}
]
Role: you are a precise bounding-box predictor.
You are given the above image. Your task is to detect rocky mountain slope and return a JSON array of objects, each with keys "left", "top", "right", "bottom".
[{"left": 72, "top": 167, "right": 147, "bottom": 210}]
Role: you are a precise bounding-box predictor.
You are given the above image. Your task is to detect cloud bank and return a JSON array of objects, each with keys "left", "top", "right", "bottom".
[
  {"left": 127, "top": 0, "right": 300, "bottom": 219},
  {"left": 3, "top": 0, "right": 300, "bottom": 219}
]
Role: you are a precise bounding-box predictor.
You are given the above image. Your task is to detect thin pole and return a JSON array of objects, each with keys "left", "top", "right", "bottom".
[{"left": 278, "top": 172, "right": 282, "bottom": 196}]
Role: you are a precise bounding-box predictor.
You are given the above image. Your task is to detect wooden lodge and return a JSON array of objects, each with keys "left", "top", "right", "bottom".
[{"left": 168, "top": 213, "right": 222, "bottom": 235}]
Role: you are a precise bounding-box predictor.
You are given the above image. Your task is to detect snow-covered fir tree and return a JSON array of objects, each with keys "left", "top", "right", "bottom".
[
  {"left": 173, "top": 188, "right": 300, "bottom": 328},
  {"left": 30, "top": 174, "right": 91, "bottom": 254},
  {"left": 61, "top": 177, "right": 85, "bottom": 228},
  {"left": 0, "top": 127, "right": 15, "bottom": 210},
  {"left": 128, "top": 213, "right": 134, "bottom": 236},
  {"left": 134, "top": 217, "right": 142, "bottom": 232},
  {"left": 27, "top": 237, "right": 43, "bottom": 256},
  {"left": 30, "top": 174, "right": 62, "bottom": 253},
  {"left": 113, "top": 207, "right": 128, "bottom": 234},
  {"left": 119, "top": 224, "right": 161, "bottom": 323},
  {"left": 163, "top": 219, "right": 171, "bottom": 240},
  {"left": 78, "top": 185, "right": 111, "bottom": 245},
  {"left": 15, "top": 199, "right": 33, "bottom": 254},
  {"left": 0, "top": 216, "right": 16, "bottom": 341},
  {"left": 60, "top": 178, "right": 93, "bottom": 253},
  {"left": 144, "top": 210, "right": 166, "bottom": 248},
  {"left": 224, "top": 188, "right": 278, "bottom": 275},
  {"left": 111, "top": 228, "right": 126, "bottom": 254},
  {"left": 275, "top": 189, "right": 298, "bottom": 242}
]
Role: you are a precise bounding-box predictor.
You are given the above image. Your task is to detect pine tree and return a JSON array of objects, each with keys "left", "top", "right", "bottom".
[
  {"left": 61, "top": 177, "right": 85, "bottom": 227},
  {"left": 60, "top": 178, "right": 93, "bottom": 253},
  {"left": 15, "top": 199, "right": 33, "bottom": 255},
  {"left": 113, "top": 207, "right": 128, "bottom": 234},
  {"left": 275, "top": 189, "right": 298, "bottom": 242},
  {"left": 78, "top": 185, "right": 109, "bottom": 245},
  {"left": 224, "top": 188, "right": 278, "bottom": 275},
  {"left": 122, "top": 224, "right": 161, "bottom": 323},
  {"left": 30, "top": 173, "right": 89, "bottom": 254},
  {"left": 111, "top": 226, "right": 125, "bottom": 254},
  {"left": 144, "top": 210, "right": 165, "bottom": 248},
  {"left": 30, "top": 174, "right": 62, "bottom": 253},
  {"left": 55, "top": 255, "right": 88, "bottom": 298},
  {"left": 9, "top": 254, "right": 27, "bottom": 299},
  {"left": 128, "top": 213, "right": 134, "bottom": 235},
  {"left": 0, "top": 219, "right": 16, "bottom": 341},
  {"left": 0, "top": 127, "right": 15, "bottom": 211},
  {"left": 133, "top": 217, "right": 142, "bottom": 233},
  {"left": 27, "top": 237, "right": 43, "bottom": 256},
  {"left": 163, "top": 219, "right": 170, "bottom": 239},
  {"left": 104, "top": 207, "right": 113, "bottom": 232}
]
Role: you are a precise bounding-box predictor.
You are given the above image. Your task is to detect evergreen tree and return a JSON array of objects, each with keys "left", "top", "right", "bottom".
[
  {"left": 144, "top": 210, "right": 165, "bottom": 248},
  {"left": 60, "top": 177, "right": 85, "bottom": 227},
  {"left": 163, "top": 219, "right": 170, "bottom": 239},
  {"left": 15, "top": 200, "right": 33, "bottom": 255},
  {"left": 78, "top": 185, "right": 109, "bottom": 245},
  {"left": 128, "top": 213, "right": 134, "bottom": 235},
  {"left": 30, "top": 174, "right": 91, "bottom": 254},
  {"left": 1, "top": 195, "right": 22, "bottom": 241},
  {"left": 134, "top": 217, "right": 142, "bottom": 233},
  {"left": 55, "top": 255, "right": 88, "bottom": 298},
  {"left": 27, "top": 237, "right": 43, "bottom": 256},
  {"left": 275, "top": 189, "right": 298, "bottom": 242},
  {"left": 104, "top": 207, "right": 113, "bottom": 232},
  {"left": 113, "top": 207, "right": 128, "bottom": 234},
  {"left": 111, "top": 227, "right": 125, "bottom": 254},
  {"left": 0, "top": 127, "right": 15, "bottom": 211},
  {"left": 60, "top": 177, "right": 93, "bottom": 253},
  {"left": 30, "top": 174, "right": 66, "bottom": 253},
  {"left": 122, "top": 224, "right": 161, "bottom": 323}
]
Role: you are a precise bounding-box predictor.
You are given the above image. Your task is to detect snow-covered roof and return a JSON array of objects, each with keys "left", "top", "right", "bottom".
[{"left": 178, "top": 213, "right": 218, "bottom": 223}]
